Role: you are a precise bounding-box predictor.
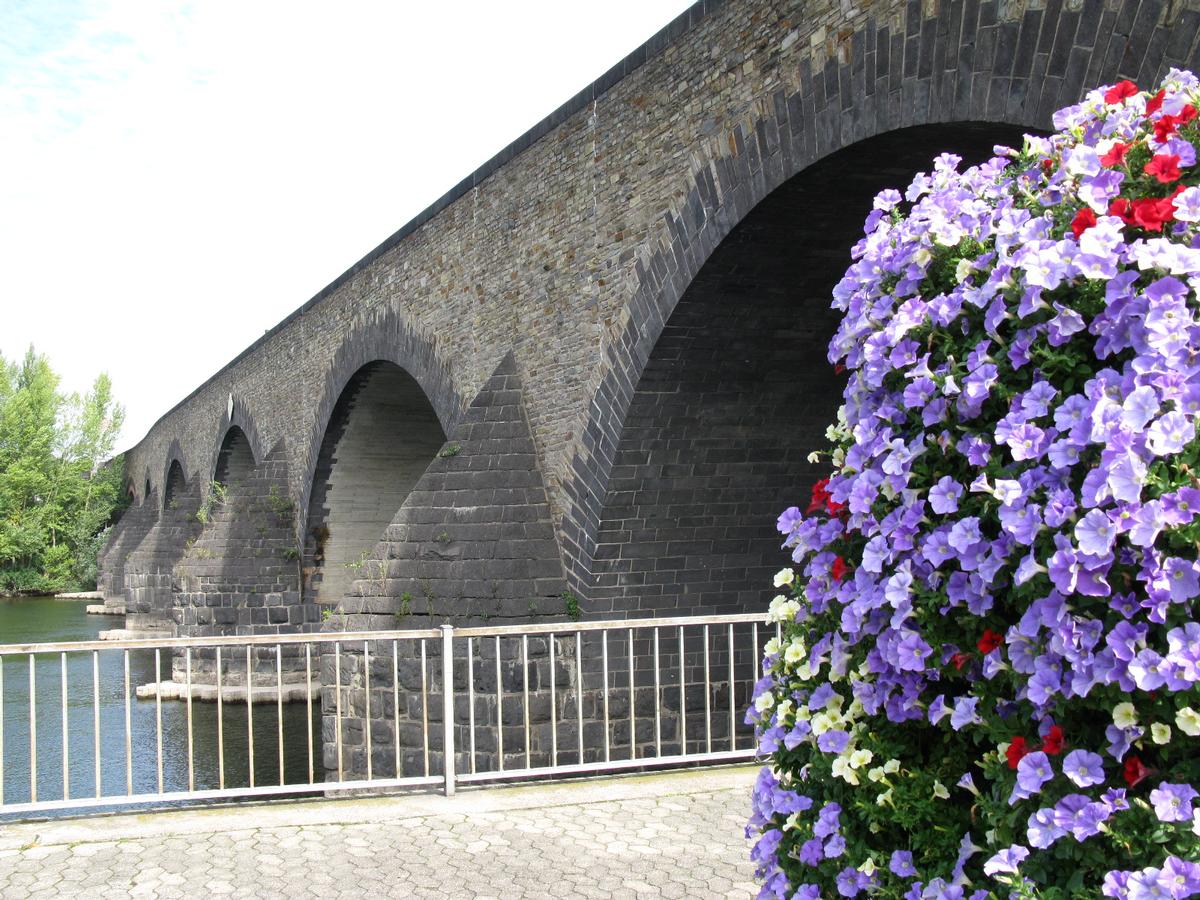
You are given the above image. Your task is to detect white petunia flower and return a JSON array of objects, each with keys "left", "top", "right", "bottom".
[
  {"left": 1113, "top": 702, "right": 1138, "bottom": 728},
  {"left": 1177, "top": 707, "right": 1200, "bottom": 736}
]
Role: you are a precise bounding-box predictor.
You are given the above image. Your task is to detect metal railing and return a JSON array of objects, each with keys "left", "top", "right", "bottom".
[{"left": 0, "top": 613, "right": 768, "bottom": 816}]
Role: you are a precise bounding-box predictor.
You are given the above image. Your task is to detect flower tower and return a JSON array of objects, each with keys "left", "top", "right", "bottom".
[{"left": 749, "top": 71, "right": 1200, "bottom": 898}]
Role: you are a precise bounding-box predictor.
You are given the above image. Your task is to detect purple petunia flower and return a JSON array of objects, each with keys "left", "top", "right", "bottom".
[
  {"left": 1128, "top": 649, "right": 1169, "bottom": 690},
  {"left": 983, "top": 845, "right": 1029, "bottom": 876},
  {"left": 798, "top": 838, "right": 824, "bottom": 866},
  {"left": 813, "top": 802, "right": 841, "bottom": 838},
  {"left": 1105, "top": 724, "right": 1144, "bottom": 761},
  {"left": 950, "top": 696, "right": 982, "bottom": 731},
  {"left": 1163, "top": 557, "right": 1200, "bottom": 603},
  {"left": 1026, "top": 807, "right": 1066, "bottom": 849},
  {"left": 1053, "top": 793, "right": 1110, "bottom": 841},
  {"left": 1076, "top": 508, "right": 1118, "bottom": 556},
  {"left": 1161, "top": 857, "right": 1200, "bottom": 895},
  {"left": 1149, "top": 782, "right": 1198, "bottom": 823},
  {"left": 1010, "top": 752, "right": 1054, "bottom": 804},
  {"left": 824, "top": 834, "right": 846, "bottom": 858},
  {"left": 1062, "top": 749, "right": 1106, "bottom": 788},
  {"left": 817, "top": 729, "right": 850, "bottom": 754},
  {"left": 890, "top": 850, "right": 918, "bottom": 878},
  {"left": 928, "top": 476, "right": 963, "bottom": 515},
  {"left": 836, "top": 866, "right": 869, "bottom": 897},
  {"left": 948, "top": 517, "right": 984, "bottom": 553}
]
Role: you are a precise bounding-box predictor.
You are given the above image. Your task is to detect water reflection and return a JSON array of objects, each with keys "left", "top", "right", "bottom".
[{"left": 0, "top": 597, "right": 319, "bottom": 814}]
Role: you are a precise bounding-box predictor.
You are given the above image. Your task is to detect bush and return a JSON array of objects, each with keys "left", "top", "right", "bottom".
[{"left": 748, "top": 71, "right": 1200, "bottom": 898}]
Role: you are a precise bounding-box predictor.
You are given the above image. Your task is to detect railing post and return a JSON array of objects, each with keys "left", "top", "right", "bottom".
[{"left": 441, "top": 624, "right": 456, "bottom": 797}]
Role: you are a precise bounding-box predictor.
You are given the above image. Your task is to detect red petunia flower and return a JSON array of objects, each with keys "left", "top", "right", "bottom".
[
  {"left": 1042, "top": 725, "right": 1065, "bottom": 756},
  {"left": 1109, "top": 197, "right": 1136, "bottom": 224},
  {"left": 1146, "top": 89, "right": 1166, "bottom": 116},
  {"left": 1155, "top": 115, "right": 1181, "bottom": 143},
  {"left": 950, "top": 651, "right": 971, "bottom": 671},
  {"left": 1144, "top": 154, "right": 1182, "bottom": 184},
  {"left": 1070, "top": 207, "right": 1098, "bottom": 238},
  {"left": 1104, "top": 80, "right": 1139, "bottom": 104},
  {"left": 806, "top": 478, "right": 831, "bottom": 514},
  {"left": 1006, "top": 736, "right": 1030, "bottom": 770},
  {"left": 1123, "top": 754, "right": 1150, "bottom": 787},
  {"left": 1179, "top": 104, "right": 1198, "bottom": 125},
  {"left": 1100, "top": 141, "right": 1133, "bottom": 167},
  {"left": 977, "top": 628, "right": 1005, "bottom": 654},
  {"left": 831, "top": 556, "right": 848, "bottom": 582},
  {"left": 1131, "top": 196, "right": 1176, "bottom": 231},
  {"left": 1041, "top": 158, "right": 1055, "bottom": 172}
]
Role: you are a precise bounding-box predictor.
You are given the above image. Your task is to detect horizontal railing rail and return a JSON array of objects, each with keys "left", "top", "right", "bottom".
[{"left": 0, "top": 613, "right": 770, "bottom": 817}]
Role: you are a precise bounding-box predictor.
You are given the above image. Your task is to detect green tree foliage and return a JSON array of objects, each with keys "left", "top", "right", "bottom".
[{"left": 0, "top": 348, "right": 127, "bottom": 595}]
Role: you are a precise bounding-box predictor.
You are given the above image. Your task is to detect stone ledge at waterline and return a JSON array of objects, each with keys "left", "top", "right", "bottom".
[{"left": 135, "top": 677, "right": 321, "bottom": 703}]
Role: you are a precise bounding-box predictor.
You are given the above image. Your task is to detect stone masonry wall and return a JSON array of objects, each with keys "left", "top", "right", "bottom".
[
  {"left": 123, "top": 477, "right": 202, "bottom": 631},
  {"left": 170, "top": 440, "right": 312, "bottom": 683},
  {"left": 98, "top": 491, "right": 159, "bottom": 605}
]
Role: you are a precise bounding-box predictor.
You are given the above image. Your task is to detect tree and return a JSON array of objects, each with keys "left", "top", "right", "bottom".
[{"left": 0, "top": 347, "right": 126, "bottom": 594}]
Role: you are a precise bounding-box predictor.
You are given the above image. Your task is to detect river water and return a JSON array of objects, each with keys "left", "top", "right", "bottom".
[{"left": 0, "top": 596, "right": 318, "bottom": 815}]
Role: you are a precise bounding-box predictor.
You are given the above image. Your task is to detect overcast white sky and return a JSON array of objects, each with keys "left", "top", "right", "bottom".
[{"left": 1, "top": 0, "right": 695, "bottom": 450}]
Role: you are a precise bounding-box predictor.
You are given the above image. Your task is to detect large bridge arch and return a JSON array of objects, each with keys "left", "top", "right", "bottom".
[
  {"left": 560, "top": 0, "right": 1181, "bottom": 602},
  {"left": 578, "top": 121, "right": 1028, "bottom": 615}
]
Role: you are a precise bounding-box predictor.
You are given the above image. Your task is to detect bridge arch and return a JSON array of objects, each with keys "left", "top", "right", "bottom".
[
  {"left": 163, "top": 460, "right": 187, "bottom": 511},
  {"left": 208, "top": 399, "right": 265, "bottom": 489},
  {"left": 301, "top": 357, "right": 450, "bottom": 608},
  {"left": 560, "top": 0, "right": 1177, "bottom": 602},
  {"left": 567, "top": 119, "right": 1033, "bottom": 610},
  {"left": 161, "top": 441, "right": 190, "bottom": 514},
  {"left": 296, "top": 310, "right": 463, "bottom": 532},
  {"left": 213, "top": 426, "right": 256, "bottom": 491}
]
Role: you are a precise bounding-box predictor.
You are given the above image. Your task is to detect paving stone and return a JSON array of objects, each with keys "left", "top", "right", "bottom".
[{"left": 0, "top": 769, "right": 756, "bottom": 898}]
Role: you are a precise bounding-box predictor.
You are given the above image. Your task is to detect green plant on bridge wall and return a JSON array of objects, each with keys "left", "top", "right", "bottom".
[
  {"left": 0, "top": 348, "right": 127, "bottom": 595},
  {"left": 266, "top": 484, "right": 294, "bottom": 524},
  {"left": 562, "top": 591, "right": 581, "bottom": 621},
  {"left": 194, "top": 480, "right": 228, "bottom": 526}
]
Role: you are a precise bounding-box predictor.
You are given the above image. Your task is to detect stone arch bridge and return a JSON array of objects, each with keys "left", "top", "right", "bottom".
[{"left": 101, "top": 0, "right": 1196, "bottom": 648}]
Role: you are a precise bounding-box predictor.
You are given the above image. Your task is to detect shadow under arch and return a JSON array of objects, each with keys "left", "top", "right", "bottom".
[
  {"left": 302, "top": 359, "right": 448, "bottom": 608},
  {"left": 207, "top": 399, "right": 266, "bottom": 489},
  {"left": 575, "top": 121, "right": 1032, "bottom": 615},
  {"left": 162, "top": 458, "right": 187, "bottom": 513},
  {"left": 213, "top": 425, "right": 256, "bottom": 488}
]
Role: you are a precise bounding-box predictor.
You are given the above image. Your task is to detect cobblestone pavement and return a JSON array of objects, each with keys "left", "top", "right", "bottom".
[{"left": 0, "top": 766, "right": 758, "bottom": 898}]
